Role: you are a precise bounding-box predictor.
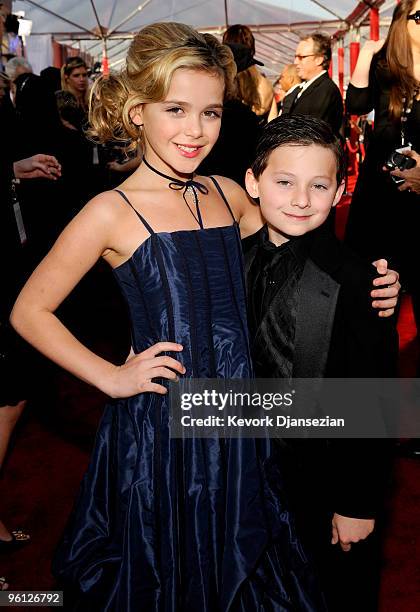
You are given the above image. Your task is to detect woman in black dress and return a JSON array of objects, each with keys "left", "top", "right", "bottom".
[{"left": 345, "top": 0, "right": 420, "bottom": 331}]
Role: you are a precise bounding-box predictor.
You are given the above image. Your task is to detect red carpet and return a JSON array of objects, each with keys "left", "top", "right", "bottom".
[{"left": 1, "top": 244, "right": 419, "bottom": 610}]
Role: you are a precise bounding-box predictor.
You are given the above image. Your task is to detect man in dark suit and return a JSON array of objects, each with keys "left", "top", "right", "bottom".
[
  {"left": 243, "top": 115, "right": 398, "bottom": 611},
  {"left": 282, "top": 33, "right": 343, "bottom": 136}
]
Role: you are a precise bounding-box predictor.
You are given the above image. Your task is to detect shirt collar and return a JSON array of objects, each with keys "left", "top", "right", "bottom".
[
  {"left": 258, "top": 224, "right": 312, "bottom": 265},
  {"left": 286, "top": 82, "right": 302, "bottom": 96},
  {"left": 301, "top": 70, "right": 327, "bottom": 92}
]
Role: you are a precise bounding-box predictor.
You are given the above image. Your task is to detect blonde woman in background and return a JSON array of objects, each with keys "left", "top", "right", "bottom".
[{"left": 60, "top": 56, "right": 90, "bottom": 114}]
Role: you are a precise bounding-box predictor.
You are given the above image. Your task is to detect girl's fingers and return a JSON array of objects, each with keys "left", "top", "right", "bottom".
[
  {"left": 151, "top": 367, "right": 179, "bottom": 381},
  {"left": 142, "top": 342, "right": 183, "bottom": 357},
  {"left": 152, "top": 355, "right": 186, "bottom": 373},
  {"left": 141, "top": 382, "right": 168, "bottom": 395}
]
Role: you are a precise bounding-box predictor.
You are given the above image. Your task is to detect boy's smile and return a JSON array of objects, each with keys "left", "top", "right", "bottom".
[{"left": 246, "top": 144, "right": 345, "bottom": 246}]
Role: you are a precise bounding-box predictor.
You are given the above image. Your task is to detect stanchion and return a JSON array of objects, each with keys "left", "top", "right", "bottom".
[{"left": 370, "top": 7, "right": 380, "bottom": 41}]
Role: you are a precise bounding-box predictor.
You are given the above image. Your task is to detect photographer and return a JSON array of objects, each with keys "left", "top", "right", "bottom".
[{"left": 345, "top": 1, "right": 420, "bottom": 345}]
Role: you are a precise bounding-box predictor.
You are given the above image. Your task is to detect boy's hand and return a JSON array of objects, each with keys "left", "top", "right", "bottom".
[
  {"left": 331, "top": 514, "right": 375, "bottom": 552},
  {"left": 371, "top": 259, "right": 400, "bottom": 317}
]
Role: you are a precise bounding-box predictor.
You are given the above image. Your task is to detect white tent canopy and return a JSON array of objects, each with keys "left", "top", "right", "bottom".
[{"left": 13, "top": 0, "right": 397, "bottom": 77}]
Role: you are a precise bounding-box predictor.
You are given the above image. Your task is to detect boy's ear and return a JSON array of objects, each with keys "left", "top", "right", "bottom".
[
  {"left": 129, "top": 105, "right": 143, "bottom": 126},
  {"left": 332, "top": 181, "right": 346, "bottom": 207},
  {"left": 245, "top": 168, "right": 259, "bottom": 199}
]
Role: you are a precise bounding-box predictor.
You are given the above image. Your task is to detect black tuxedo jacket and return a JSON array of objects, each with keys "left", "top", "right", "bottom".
[
  {"left": 282, "top": 72, "right": 343, "bottom": 136},
  {"left": 242, "top": 226, "right": 398, "bottom": 520}
]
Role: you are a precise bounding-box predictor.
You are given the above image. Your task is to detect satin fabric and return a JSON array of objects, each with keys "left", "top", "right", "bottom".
[{"left": 52, "top": 224, "right": 326, "bottom": 611}]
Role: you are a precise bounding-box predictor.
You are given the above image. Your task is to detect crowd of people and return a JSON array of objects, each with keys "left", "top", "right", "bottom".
[{"left": 1, "top": 2, "right": 419, "bottom": 610}]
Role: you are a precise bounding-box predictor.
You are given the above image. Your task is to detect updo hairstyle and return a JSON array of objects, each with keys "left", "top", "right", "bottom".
[{"left": 88, "top": 22, "right": 236, "bottom": 149}]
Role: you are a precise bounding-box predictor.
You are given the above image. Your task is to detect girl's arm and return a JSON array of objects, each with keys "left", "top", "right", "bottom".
[{"left": 10, "top": 194, "right": 184, "bottom": 398}]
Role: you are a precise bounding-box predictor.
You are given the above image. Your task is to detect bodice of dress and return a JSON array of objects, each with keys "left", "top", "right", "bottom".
[{"left": 112, "top": 192, "right": 252, "bottom": 380}]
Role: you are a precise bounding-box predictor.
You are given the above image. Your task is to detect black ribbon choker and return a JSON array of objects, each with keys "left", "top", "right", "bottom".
[{"left": 142, "top": 157, "right": 208, "bottom": 229}]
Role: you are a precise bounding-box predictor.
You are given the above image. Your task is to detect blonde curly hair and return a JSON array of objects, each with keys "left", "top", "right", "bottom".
[{"left": 88, "top": 22, "right": 236, "bottom": 150}]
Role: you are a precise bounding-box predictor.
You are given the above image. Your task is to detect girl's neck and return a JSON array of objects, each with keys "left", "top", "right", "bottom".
[{"left": 139, "top": 150, "right": 197, "bottom": 185}]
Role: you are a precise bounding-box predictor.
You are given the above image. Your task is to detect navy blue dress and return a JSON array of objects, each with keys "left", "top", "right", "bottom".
[{"left": 53, "top": 180, "right": 326, "bottom": 611}]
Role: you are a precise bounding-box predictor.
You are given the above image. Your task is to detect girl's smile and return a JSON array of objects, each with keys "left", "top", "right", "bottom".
[{"left": 174, "top": 143, "right": 205, "bottom": 158}]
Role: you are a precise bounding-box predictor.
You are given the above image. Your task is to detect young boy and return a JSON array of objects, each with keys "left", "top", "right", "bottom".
[{"left": 242, "top": 115, "right": 398, "bottom": 612}]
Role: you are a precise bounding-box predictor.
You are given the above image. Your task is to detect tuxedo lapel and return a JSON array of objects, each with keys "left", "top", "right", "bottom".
[
  {"left": 293, "top": 259, "right": 340, "bottom": 378},
  {"left": 294, "top": 72, "right": 328, "bottom": 107},
  {"left": 282, "top": 86, "right": 302, "bottom": 114}
]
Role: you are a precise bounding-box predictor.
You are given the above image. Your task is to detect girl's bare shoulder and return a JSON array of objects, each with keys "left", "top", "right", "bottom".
[
  {"left": 79, "top": 189, "right": 129, "bottom": 223},
  {"left": 77, "top": 189, "right": 150, "bottom": 265},
  {"left": 204, "top": 175, "right": 250, "bottom": 214},
  {"left": 198, "top": 175, "right": 244, "bottom": 208},
  {"left": 59, "top": 189, "right": 140, "bottom": 260},
  {"left": 204, "top": 175, "right": 263, "bottom": 237}
]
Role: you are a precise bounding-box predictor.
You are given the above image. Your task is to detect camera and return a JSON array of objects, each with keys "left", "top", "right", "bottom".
[
  {"left": 385, "top": 151, "right": 416, "bottom": 172},
  {"left": 385, "top": 150, "right": 417, "bottom": 185}
]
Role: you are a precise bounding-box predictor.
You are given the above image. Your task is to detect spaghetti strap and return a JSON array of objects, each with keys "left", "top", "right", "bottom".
[
  {"left": 208, "top": 176, "right": 237, "bottom": 223},
  {"left": 114, "top": 189, "right": 155, "bottom": 235}
]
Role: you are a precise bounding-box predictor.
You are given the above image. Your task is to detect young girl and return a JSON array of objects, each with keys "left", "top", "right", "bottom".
[{"left": 11, "top": 22, "right": 397, "bottom": 611}]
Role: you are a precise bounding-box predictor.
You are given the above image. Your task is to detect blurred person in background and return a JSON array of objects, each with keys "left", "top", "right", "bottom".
[
  {"left": 278, "top": 63, "right": 302, "bottom": 114},
  {"left": 60, "top": 56, "right": 90, "bottom": 116},
  {"left": 9, "top": 62, "right": 65, "bottom": 261},
  {"left": 0, "top": 70, "right": 9, "bottom": 104},
  {"left": 223, "top": 24, "right": 277, "bottom": 123},
  {"left": 5, "top": 56, "right": 32, "bottom": 83},
  {"left": 272, "top": 77, "right": 283, "bottom": 103},
  {"left": 279, "top": 64, "right": 302, "bottom": 101},
  {"left": 60, "top": 57, "right": 116, "bottom": 195},
  {"left": 345, "top": 0, "right": 420, "bottom": 360},
  {"left": 199, "top": 42, "right": 261, "bottom": 186},
  {"left": 40, "top": 66, "right": 61, "bottom": 96},
  {"left": 282, "top": 33, "right": 343, "bottom": 137},
  {"left": 0, "top": 68, "right": 61, "bottom": 586}
]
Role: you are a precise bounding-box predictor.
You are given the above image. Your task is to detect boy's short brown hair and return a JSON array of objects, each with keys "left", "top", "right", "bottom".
[{"left": 251, "top": 115, "right": 345, "bottom": 186}]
